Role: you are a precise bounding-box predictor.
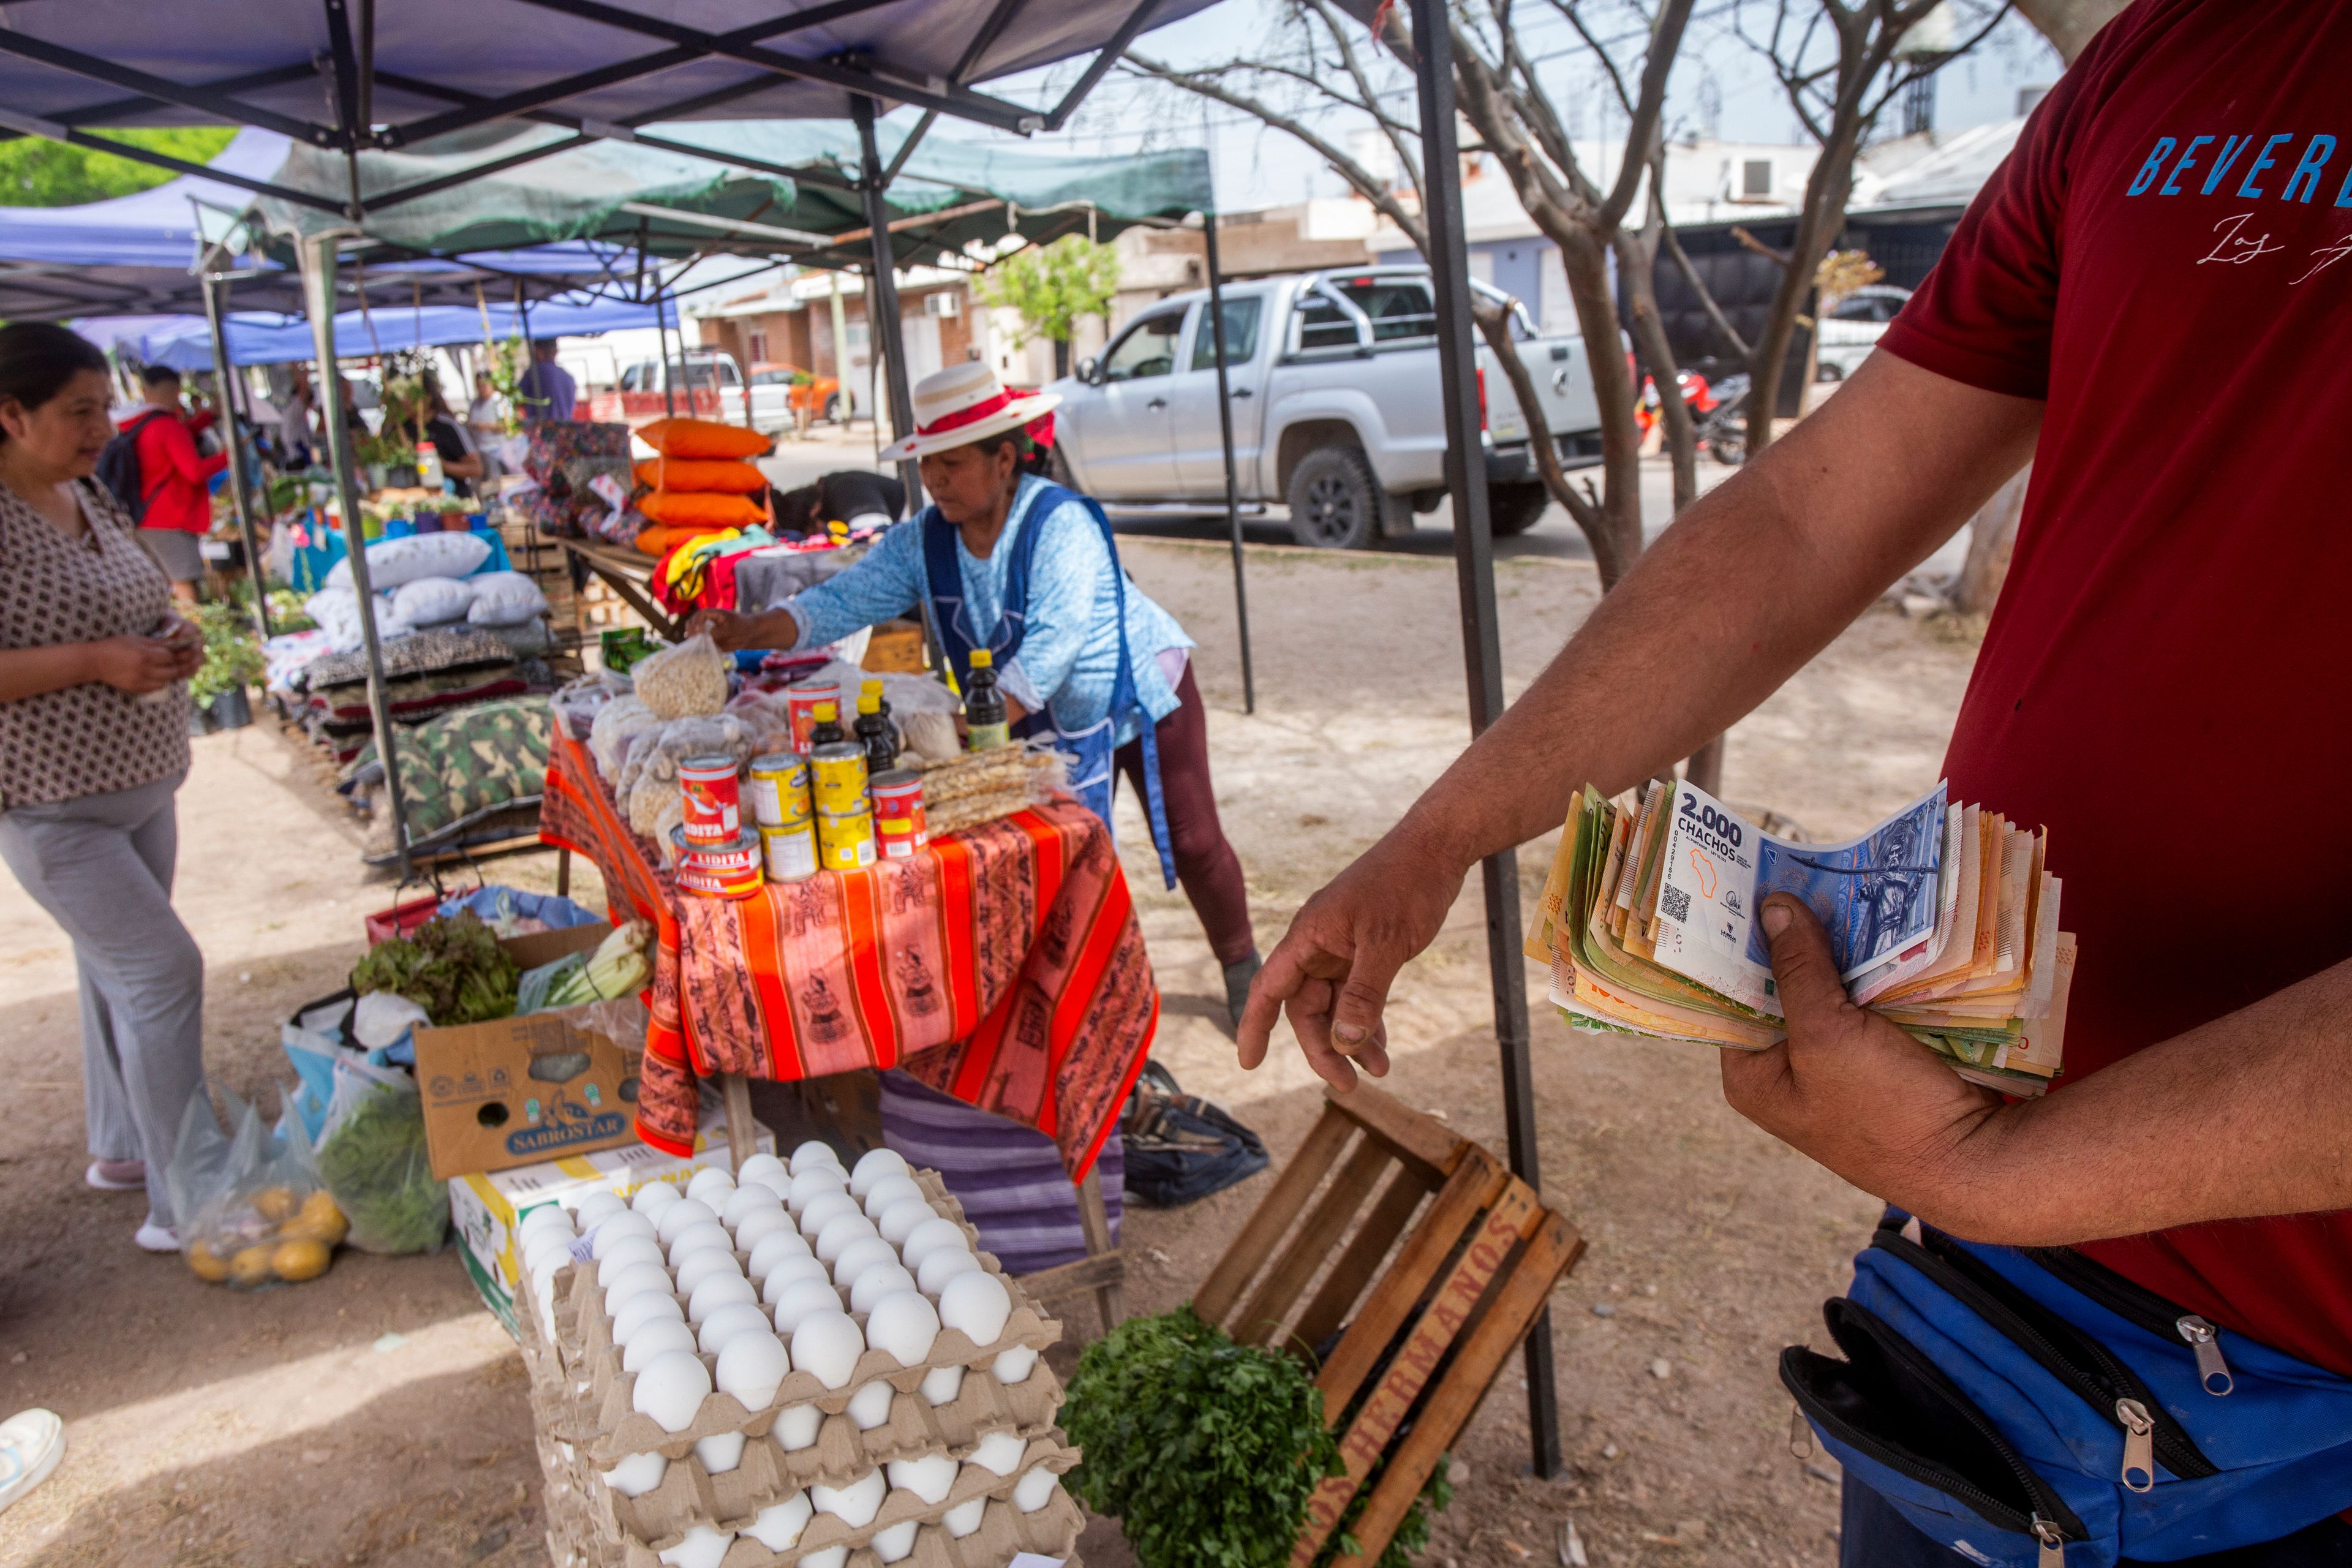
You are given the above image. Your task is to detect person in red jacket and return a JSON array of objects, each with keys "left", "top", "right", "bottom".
[{"left": 120, "top": 366, "right": 225, "bottom": 607}]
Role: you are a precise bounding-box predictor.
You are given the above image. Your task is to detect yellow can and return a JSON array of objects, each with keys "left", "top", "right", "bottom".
[
  {"left": 816, "top": 807, "right": 877, "bottom": 870},
  {"left": 747, "top": 751, "right": 812, "bottom": 828},
  {"left": 809, "top": 741, "right": 869, "bottom": 816}
]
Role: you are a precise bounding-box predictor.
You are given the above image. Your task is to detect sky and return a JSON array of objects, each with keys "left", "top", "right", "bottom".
[{"left": 890, "top": 0, "right": 2064, "bottom": 214}]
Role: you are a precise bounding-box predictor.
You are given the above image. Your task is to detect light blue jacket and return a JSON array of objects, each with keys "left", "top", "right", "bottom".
[{"left": 774, "top": 475, "right": 1191, "bottom": 746}]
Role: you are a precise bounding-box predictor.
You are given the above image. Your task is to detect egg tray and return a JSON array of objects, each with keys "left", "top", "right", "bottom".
[{"left": 618, "top": 1466, "right": 1087, "bottom": 1568}]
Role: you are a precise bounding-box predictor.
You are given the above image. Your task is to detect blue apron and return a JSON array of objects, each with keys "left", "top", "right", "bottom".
[{"left": 919, "top": 483, "right": 1177, "bottom": 889}]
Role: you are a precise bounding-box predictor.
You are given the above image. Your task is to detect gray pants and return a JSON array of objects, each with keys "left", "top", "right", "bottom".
[{"left": 0, "top": 774, "right": 205, "bottom": 1227}]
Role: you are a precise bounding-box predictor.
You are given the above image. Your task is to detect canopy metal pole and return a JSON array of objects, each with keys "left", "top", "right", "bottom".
[
  {"left": 1406, "top": 0, "right": 1559, "bottom": 1478},
  {"left": 854, "top": 96, "right": 921, "bottom": 508},
  {"left": 1199, "top": 211, "right": 1253, "bottom": 715},
  {"left": 658, "top": 284, "right": 679, "bottom": 418},
  {"left": 303, "top": 232, "right": 412, "bottom": 881},
  {"left": 199, "top": 266, "right": 271, "bottom": 639}
]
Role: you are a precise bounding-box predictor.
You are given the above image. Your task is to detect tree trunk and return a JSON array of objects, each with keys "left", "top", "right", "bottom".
[
  {"left": 1052, "top": 338, "right": 1071, "bottom": 379},
  {"left": 1953, "top": 464, "right": 2030, "bottom": 614},
  {"left": 1747, "top": 148, "right": 1855, "bottom": 459},
  {"left": 1472, "top": 301, "right": 1630, "bottom": 581},
  {"left": 2012, "top": 0, "right": 2130, "bottom": 63}
]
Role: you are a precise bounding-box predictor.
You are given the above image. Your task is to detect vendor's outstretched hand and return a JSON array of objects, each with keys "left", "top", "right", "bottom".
[
  {"left": 1720, "top": 894, "right": 2011, "bottom": 1224},
  {"left": 685, "top": 608, "right": 755, "bottom": 650},
  {"left": 1237, "top": 823, "right": 1465, "bottom": 1092}
]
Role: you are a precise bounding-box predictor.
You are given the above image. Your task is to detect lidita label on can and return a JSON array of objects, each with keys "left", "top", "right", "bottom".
[
  {"left": 678, "top": 755, "right": 742, "bottom": 843},
  {"left": 747, "top": 751, "right": 812, "bottom": 829},
  {"left": 760, "top": 823, "right": 818, "bottom": 883},
  {"left": 786, "top": 682, "right": 842, "bottom": 754},
  {"left": 677, "top": 864, "right": 762, "bottom": 900},
  {"left": 671, "top": 824, "right": 762, "bottom": 879},
  {"left": 869, "top": 769, "right": 927, "bottom": 846},
  {"left": 809, "top": 742, "right": 869, "bottom": 816},
  {"left": 816, "top": 808, "right": 877, "bottom": 870}
]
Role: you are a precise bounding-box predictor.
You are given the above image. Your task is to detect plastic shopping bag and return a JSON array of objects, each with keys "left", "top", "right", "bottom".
[
  {"left": 288, "top": 1055, "right": 448, "bottom": 1256},
  {"left": 164, "top": 1087, "right": 346, "bottom": 1289}
]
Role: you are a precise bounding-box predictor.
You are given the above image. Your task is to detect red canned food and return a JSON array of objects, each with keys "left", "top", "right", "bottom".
[
  {"left": 676, "top": 862, "right": 762, "bottom": 900},
  {"left": 671, "top": 824, "right": 762, "bottom": 879},
  {"left": 869, "top": 769, "right": 927, "bottom": 848},
  {"left": 785, "top": 680, "right": 842, "bottom": 754},
  {"left": 877, "top": 815, "right": 921, "bottom": 861},
  {"left": 678, "top": 755, "right": 742, "bottom": 844}
]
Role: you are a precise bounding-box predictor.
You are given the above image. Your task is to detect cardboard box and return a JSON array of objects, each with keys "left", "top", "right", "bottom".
[
  {"left": 415, "top": 925, "right": 643, "bottom": 1180},
  {"left": 450, "top": 1117, "right": 774, "bottom": 1336}
]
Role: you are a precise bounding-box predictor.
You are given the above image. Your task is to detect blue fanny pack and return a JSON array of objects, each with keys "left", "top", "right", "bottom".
[{"left": 1782, "top": 1211, "right": 2352, "bottom": 1565}]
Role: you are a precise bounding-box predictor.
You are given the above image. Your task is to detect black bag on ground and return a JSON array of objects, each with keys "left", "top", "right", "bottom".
[{"left": 1119, "top": 1060, "right": 1267, "bottom": 1207}]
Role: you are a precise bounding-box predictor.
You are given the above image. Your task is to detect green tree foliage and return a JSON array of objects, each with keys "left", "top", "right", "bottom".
[
  {"left": 0, "top": 129, "right": 237, "bottom": 207},
  {"left": 978, "top": 235, "right": 1120, "bottom": 362}
]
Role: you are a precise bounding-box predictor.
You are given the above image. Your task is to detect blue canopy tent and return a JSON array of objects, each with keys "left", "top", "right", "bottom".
[{"left": 101, "top": 292, "right": 667, "bottom": 369}]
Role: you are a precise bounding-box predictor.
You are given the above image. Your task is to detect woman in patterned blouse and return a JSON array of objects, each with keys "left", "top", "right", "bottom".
[{"left": 0, "top": 323, "right": 209, "bottom": 1253}]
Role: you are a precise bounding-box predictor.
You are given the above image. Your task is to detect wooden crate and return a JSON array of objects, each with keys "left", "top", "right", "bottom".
[{"left": 1194, "top": 1084, "right": 1585, "bottom": 1568}]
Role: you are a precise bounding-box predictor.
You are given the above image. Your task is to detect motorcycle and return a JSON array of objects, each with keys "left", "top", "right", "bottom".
[{"left": 1697, "top": 373, "right": 1751, "bottom": 467}]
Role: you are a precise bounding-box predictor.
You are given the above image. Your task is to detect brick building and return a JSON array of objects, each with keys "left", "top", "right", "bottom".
[{"left": 692, "top": 266, "right": 980, "bottom": 420}]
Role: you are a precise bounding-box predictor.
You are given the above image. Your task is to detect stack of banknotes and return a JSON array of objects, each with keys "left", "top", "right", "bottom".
[{"left": 1526, "top": 778, "right": 2075, "bottom": 1094}]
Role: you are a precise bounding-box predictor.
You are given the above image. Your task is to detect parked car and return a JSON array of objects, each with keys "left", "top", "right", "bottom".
[
  {"left": 749, "top": 361, "right": 850, "bottom": 426},
  {"left": 1814, "top": 284, "right": 1913, "bottom": 382},
  {"left": 1047, "top": 265, "right": 1605, "bottom": 549},
  {"left": 586, "top": 349, "right": 756, "bottom": 428}
]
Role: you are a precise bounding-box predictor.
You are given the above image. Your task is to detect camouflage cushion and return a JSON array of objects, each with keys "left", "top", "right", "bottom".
[{"left": 350, "top": 696, "right": 551, "bottom": 843}]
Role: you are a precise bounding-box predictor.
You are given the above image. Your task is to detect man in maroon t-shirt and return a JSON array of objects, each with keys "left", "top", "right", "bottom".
[{"left": 1240, "top": 1, "right": 2352, "bottom": 1560}]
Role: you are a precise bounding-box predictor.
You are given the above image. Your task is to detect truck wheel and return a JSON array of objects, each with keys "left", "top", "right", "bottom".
[
  {"left": 1287, "top": 446, "right": 1382, "bottom": 550},
  {"left": 1487, "top": 481, "right": 1550, "bottom": 537}
]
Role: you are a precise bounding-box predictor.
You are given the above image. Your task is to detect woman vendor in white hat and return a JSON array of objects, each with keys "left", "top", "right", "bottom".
[{"left": 692, "top": 361, "right": 1261, "bottom": 1022}]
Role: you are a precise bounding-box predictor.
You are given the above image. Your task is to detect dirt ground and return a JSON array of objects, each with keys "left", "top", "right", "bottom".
[{"left": 0, "top": 518, "right": 1978, "bottom": 1568}]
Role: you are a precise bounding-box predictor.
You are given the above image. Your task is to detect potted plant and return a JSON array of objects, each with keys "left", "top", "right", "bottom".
[{"left": 189, "top": 601, "right": 266, "bottom": 731}]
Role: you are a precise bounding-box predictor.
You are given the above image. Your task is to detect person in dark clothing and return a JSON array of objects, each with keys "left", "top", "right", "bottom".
[
  {"left": 420, "top": 388, "right": 483, "bottom": 500},
  {"left": 771, "top": 469, "right": 906, "bottom": 538}
]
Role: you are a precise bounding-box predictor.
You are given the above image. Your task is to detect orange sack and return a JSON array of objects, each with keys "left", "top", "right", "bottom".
[
  {"left": 638, "top": 489, "right": 769, "bottom": 530},
  {"left": 633, "top": 458, "right": 767, "bottom": 494},
  {"left": 632, "top": 522, "right": 729, "bottom": 557},
  {"left": 637, "top": 417, "right": 772, "bottom": 460}
]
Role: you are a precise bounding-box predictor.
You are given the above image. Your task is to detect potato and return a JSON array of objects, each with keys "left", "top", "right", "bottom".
[
  {"left": 229, "top": 1245, "right": 276, "bottom": 1286},
  {"left": 186, "top": 1241, "right": 231, "bottom": 1283},
  {"left": 253, "top": 1186, "right": 299, "bottom": 1223},
  {"left": 282, "top": 1190, "right": 349, "bottom": 1247},
  {"left": 272, "top": 1239, "right": 332, "bottom": 1283}
]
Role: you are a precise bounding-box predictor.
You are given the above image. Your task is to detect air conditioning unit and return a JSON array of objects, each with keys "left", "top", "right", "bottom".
[{"left": 924, "top": 290, "right": 962, "bottom": 318}]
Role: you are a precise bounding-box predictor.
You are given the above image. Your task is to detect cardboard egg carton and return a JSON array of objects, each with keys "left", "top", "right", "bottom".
[{"left": 617, "top": 1442, "right": 1085, "bottom": 1568}]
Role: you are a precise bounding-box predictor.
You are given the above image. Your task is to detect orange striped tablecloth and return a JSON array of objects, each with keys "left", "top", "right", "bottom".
[{"left": 540, "top": 729, "right": 1156, "bottom": 1182}]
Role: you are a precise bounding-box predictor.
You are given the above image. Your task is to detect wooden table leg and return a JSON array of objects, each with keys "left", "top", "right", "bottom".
[
  {"left": 1076, "top": 1167, "right": 1125, "bottom": 1335},
  {"left": 721, "top": 1072, "right": 755, "bottom": 1175},
  {"left": 556, "top": 845, "right": 571, "bottom": 899}
]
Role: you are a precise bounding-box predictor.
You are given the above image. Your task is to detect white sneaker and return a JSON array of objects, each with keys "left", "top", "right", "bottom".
[
  {"left": 133, "top": 1222, "right": 179, "bottom": 1254},
  {"left": 0, "top": 1409, "right": 64, "bottom": 1514}
]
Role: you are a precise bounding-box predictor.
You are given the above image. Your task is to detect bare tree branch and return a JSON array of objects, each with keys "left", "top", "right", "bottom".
[
  {"left": 1662, "top": 222, "right": 1752, "bottom": 359},
  {"left": 1598, "top": 0, "right": 1698, "bottom": 232}
]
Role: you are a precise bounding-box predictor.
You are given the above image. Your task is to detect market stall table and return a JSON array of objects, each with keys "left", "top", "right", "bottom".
[
  {"left": 556, "top": 536, "right": 684, "bottom": 640},
  {"left": 539, "top": 728, "right": 1150, "bottom": 1325}
]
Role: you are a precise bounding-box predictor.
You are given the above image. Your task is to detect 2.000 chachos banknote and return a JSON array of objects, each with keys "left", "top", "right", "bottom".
[{"left": 1525, "top": 778, "right": 2075, "bottom": 1095}]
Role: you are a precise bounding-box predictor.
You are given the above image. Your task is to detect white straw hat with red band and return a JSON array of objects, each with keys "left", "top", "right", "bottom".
[{"left": 878, "top": 360, "right": 1059, "bottom": 462}]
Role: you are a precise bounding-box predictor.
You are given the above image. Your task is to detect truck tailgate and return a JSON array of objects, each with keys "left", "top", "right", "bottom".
[{"left": 1478, "top": 336, "right": 1598, "bottom": 442}]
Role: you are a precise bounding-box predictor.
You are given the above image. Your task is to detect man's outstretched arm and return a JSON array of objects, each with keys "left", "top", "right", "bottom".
[{"left": 1238, "top": 352, "right": 2043, "bottom": 1088}]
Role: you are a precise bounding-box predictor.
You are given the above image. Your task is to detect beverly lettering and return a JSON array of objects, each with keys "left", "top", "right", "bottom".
[{"left": 2129, "top": 132, "right": 2352, "bottom": 206}]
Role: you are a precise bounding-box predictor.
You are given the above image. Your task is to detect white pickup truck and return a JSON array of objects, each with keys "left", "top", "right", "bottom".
[{"left": 1047, "top": 265, "right": 1604, "bottom": 549}]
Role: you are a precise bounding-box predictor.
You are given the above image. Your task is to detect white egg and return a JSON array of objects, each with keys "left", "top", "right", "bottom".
[
  {"left": 611, "top": 1290, "right": 687, "bottom": 1349},
  {"left": 1012, "top": 1464, "right": 1061, "bottom": 1513},
  {"left": 831, "top": 1235, "right": 899, "bottom": 1288},
  {"left": 790, "top": 1310, "right": 865, "bottom": 1390},
  {"left": 770, "top": 1403, "right": 823, "bottom": 1450},
  {"left": 810, "top": 1467, "right": 886, "bottom": 1527},
  {"left": 656, "top": 1523, "right": 733, "bottom": 1568},
  {"left": 937, "top": 1271, "right": 1013, "bottom": 1346},
  {"left": 788, "top": 1140, "right": 845, "bottom": 1176},
  {"left": 919, "top": 1365, "right": 964, "bottom": 1406},
  {"left": 871, "top": 1520, "right": 919, "bottom": 1563},
  {"left": 967, "top": 1430, "right": 1027, "bottom": 1476},
  {"left": 523, "top": 1231, "right": 576, "bottom": 1280},
  {"left": 941, "top": 1496, "right": 987, "bottom": 1538},
  {"left": 873, "top": 1196, "right": 937, "bottom": 1248},
  {"left": 797, "top": 1189, "right": 860, "bottom": 1237},
  {"left": 666, "top": 1222, "right": 736, "bottom": 1268},
  {"left": 917, "top": 1247, "right": 981, "bottom": 1298},
  {"left": 631, "top": 1349, "right": 712, "bottom": 1433},
  {"left": 589, "top": 1210, "right": 659, "bottom": 1258},
  {"left": 862, "top": 1291, "right": 941, "bottom": 1368},
  {"left": 993, "top": 1345, "right": 1039, "bottom": 1385},
  {"left": 845, "top": 1379, "right": 897, "bottom": 1429},
  {"left": 722, "top": 1183, "right": 784, "bottom": 1230},
  {"left": 685, "top": 1166, "right": 736, "bottom": 1205},
  {"left": 631, "top": 1181, "right": 684, "bottom": 1214},
  {"left": 600, "top": 1450, "right": 668, "bottom": 1498},
  {"left": 519, "top": 1204, "right": 576, "bottom": 1241},
  {"left": 771, "top": 1277, "right": 846, "bottom": 1335},
  {"left": 849, "top": 1265, "right": 919, "bottom": 1316},
  {"left": 887, "top": 1452, "right": 959, "bottom": 1505},
  {"left": 848, "top": 1147, "right": 911, "bottom": 1199},
  {"left": 673, "top": 1249, "right": 745, "bottom": 1300},
  {"left": 788, "top": 1166, "right": 848, "bottom": 1215},
  {"left": 747, "top": 1227, "right": 813, "bottom": 1281},
  {"left": 603, "top": 1261, "right": 677, "bottom": 1315},
  {"left": 743, "top": 1490, "right": 812, "bottom": 1550},
  {"left": 735, "top": 1152, "right": 789, "bottom": 1189},
  {"left": 622, "top": 1316, "right": 699, "bottom": 1373},
  {"left": 694, "top": 1431, "right": 745, "bottom": 1474},
  {"left": 815, "top": 1214, "right": 883, "bottom": 1269},
  {"left": 859, "top": 1174, "right": 924, "bottom": 1222},
  {"left": 733, "top": 1207, "right": 797, "bottom": 1254},
  {"left": 688, "top": 1272, "right": 759, "bottom": 1324},
  {"left": 799, "top": 1548, "right": 849, "bottom": 1568},
  {"left": 899, "top": 1218, "right": 970, "bottom": 1275},
  {"left": 762, "top": 1254, "right": 837, "bottom": 1306},
  {"left": 654, "top": 1197, "right": 720, "bottom": 1247},
  {"left": 697, "top": 1301, "right": 773, "bottom": 1358},
  {"left": 575, "top": 1189, "right": 629, "bottom": 1230},
  {"left": 715, "top": 1329, "right": 791, "bottom": 1407},
  {"left": 597, "top": 1235, "right": 668, "bottom": 1287}
]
